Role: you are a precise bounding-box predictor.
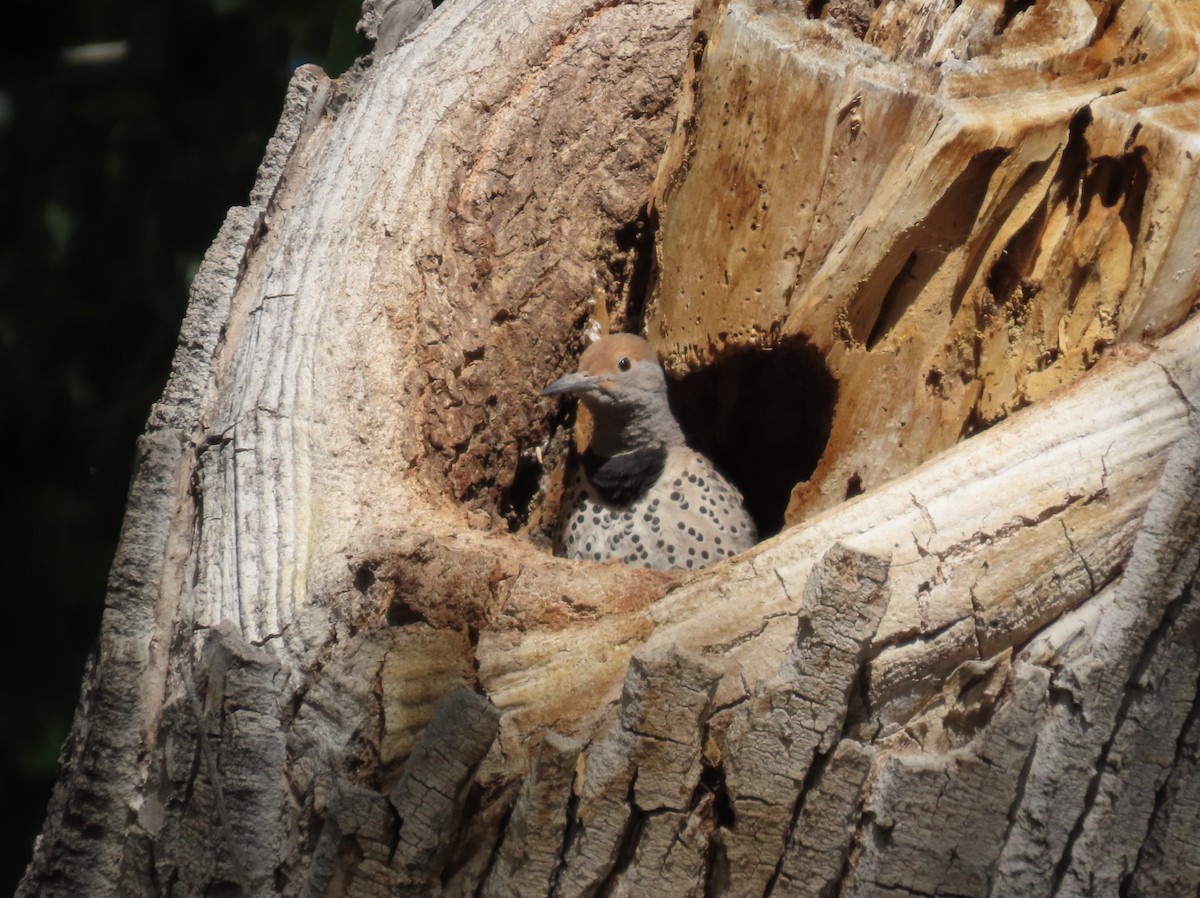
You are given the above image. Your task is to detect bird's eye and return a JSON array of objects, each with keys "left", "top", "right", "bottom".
[{"left": 617, "top": 357, "right": 632, "bottom": 372}]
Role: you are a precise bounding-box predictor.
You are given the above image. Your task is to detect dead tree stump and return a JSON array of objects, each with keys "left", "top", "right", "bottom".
[{"left": 20, "top": 1, "right": 1200, "bottom": 896}]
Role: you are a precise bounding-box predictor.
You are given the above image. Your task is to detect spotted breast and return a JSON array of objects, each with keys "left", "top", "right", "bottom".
[{"left": 542, "top": 333, "right": 757, "bottom": 571}]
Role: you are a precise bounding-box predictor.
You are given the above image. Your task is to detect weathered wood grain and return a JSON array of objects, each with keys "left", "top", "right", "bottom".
[
  {"left": 648, "top": 0, "right": 1200, "bottom": 525},
  {"left": 19, "top": 0, "right": 1200, "bottom": 896}
]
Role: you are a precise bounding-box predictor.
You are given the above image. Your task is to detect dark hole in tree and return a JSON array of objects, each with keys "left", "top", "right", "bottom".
[
  {"left": 698, "top": 759, "right": 736, "bottom": 828},
  {"left": 668, "top": 336, "right": 837, "bottom": 538},
  {"left": 353, "top": 562, "right": 377, "bottom": 594},
  {"left": 613, "top": 204, "right": 658, "bottom": 336},
  {"left": 501, "top": 454, "right": 546, "bottom": 532},
  {"left": 845, "top": 473, "right": 864, "bottom": 500},
  {"left": 386, "top": 596, "right": 427, "bottom": 627}
]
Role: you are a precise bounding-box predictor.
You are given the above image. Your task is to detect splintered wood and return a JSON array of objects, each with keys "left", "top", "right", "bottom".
[
  {"left": 18, "top": 0, "right": 1200, "bottom": 897},
  {"left": 648, "top": 0, "right": 1200, "bottom": 524}
]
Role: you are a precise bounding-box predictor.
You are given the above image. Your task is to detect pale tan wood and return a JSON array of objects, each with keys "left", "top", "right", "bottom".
[
  {"left": 648, "top": 0, "right": 1200, "bottom": 525},
  {"left": 19, "top": 0, "right": 1200, "bottom": 896}
]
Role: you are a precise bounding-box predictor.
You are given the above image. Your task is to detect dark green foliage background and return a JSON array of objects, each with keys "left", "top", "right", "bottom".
[{"left": 0, "top": 0, "right": 363, "bottom": 889}]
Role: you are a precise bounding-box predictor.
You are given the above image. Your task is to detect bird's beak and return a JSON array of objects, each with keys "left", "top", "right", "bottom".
[{"left": 541, "top": 371, "right": 605, "bottom": 397}]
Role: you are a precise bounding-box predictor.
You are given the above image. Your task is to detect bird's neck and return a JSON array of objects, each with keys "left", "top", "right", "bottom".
[{"left": 587, "top": 399, "right": 686, "bottom": 458}]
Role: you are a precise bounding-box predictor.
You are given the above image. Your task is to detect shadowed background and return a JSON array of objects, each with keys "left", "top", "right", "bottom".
[{"left": 0, "top": 0, "right": 362, "bottom": 889}]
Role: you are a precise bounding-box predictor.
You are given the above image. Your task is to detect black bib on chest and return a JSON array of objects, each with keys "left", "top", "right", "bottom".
[{"left": 582, "top": 446, "right": 667, "bottom": 506}]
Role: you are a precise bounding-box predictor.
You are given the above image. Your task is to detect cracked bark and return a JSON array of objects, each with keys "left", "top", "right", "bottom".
[{"left": 17, "top": 0, "right": 1200, "bottom": 896}]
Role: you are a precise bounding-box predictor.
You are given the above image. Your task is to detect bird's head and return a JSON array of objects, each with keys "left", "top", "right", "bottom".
[
  {"left": 542, "top": 334, "right": 664, "bottom": 407},
  {"left": 542, "top": 333, "right": 684, "bottom": 454}
]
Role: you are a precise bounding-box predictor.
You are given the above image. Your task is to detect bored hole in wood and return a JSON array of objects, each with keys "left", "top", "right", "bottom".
[
  {"left": 670, "top": 335, "right": 837, "bottom": 538},
  {"left": 353, "top": 562, "right": 378, "bottom": 594},
  {"left": 387, "top": 597, "right": 427, "bottom": 627},
  {"left": 846, "top": 472, "right": 865, "bottom": 500}
]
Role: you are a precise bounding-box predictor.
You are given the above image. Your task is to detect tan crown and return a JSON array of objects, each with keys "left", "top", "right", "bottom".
[{"left": 576, "top": 333, "right": 659, "bottom": 376}]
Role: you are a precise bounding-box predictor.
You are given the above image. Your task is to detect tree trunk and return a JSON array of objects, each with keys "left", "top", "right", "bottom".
[{"left": 20, "top": 0, "right": 1200, "bottom": 896}]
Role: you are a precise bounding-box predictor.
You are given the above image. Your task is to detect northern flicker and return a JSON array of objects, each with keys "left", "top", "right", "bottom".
[{"left": 542, "top": 333, "right": 757, "bottom": 571}]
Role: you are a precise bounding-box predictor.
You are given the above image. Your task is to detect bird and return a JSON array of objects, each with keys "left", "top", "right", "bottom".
[{"left": 541, "top": 333, "right": 757, "bottom": 571}]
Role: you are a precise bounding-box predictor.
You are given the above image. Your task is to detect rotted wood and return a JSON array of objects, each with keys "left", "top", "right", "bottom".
[
  {"left": 648, "top": 0, "right": 1200, "bottom": 526},
  {"left": 18, "top": 0, "right": 1200, "bottom": 896}
]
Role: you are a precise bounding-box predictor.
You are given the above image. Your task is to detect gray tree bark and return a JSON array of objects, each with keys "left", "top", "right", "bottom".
[{"left": 19, "top": 0, "right": 1200, "bottom": 896}]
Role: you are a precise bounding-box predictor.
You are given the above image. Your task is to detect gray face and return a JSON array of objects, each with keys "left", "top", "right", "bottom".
[
  {"left": 551, "top": 359, "right": 667, "bottom": 412},
  {"left": 542, "top": 335, "right": 686, "bottom": 454}
]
